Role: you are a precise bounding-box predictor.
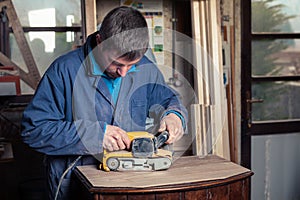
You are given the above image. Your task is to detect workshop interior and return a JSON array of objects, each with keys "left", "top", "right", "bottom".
[{"left": 0, "top": 0, "right": 300, "bottom": 199}]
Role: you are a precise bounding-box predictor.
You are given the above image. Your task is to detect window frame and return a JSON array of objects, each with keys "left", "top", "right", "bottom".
[
  {"left": 0, "top": 0, "right": 86, "bottom": 89},
  {"left": 241, "top": 0, "right": 300, "bottom": 168}
]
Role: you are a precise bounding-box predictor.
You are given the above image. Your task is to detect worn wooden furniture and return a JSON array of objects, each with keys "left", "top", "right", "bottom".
[{"left": 74, "top": 155, "right": 253, "bottom": 200}]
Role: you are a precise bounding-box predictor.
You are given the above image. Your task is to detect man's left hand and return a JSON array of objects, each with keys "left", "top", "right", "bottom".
[{"left": 158, "top": 113, "right": 184, "bottom": 144}]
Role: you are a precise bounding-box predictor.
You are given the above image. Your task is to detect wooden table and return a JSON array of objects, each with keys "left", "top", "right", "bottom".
[{"left": 74, "top": 155, "right": 253, "bottom": 200}]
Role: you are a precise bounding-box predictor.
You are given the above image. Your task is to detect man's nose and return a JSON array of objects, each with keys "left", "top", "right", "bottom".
[{"left": 117, "top": 66, "right": 130, "bottom": 77}]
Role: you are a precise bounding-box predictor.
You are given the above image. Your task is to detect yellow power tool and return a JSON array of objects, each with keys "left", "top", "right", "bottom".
[{"left": 99, "top": 131, "right": 173, "bottom": 172}]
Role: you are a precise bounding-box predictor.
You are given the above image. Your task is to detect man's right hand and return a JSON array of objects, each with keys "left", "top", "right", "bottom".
[{"left": 103, "top": 125, "right": 131, "bottom": 152}]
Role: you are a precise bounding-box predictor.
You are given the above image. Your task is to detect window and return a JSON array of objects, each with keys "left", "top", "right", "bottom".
[
  {"left": 5, "top": 0, "right": 83, "bottom": 94},
  {"left": 241, "top": 0, "right": 300, "bottom": 198},
  {"left": 251, "top": 0, "right": 300, "bottom": 122}
]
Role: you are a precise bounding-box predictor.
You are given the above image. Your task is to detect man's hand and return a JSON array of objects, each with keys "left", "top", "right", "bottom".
[
  {"left": 103, "top": 125, "right": 131, "bottom": 152},
  {"left": 158, "top": 113, "right": 184, "bottom": 144}
]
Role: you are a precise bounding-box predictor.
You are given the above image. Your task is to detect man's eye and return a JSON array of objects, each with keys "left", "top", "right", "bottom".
[{"left": 112, "top": 62, "right": 124, "bottom": 67}]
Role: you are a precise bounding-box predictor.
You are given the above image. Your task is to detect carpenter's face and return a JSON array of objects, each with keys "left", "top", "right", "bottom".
[
  {"left": 95, "top": 33, "right": 142, "bottom": 79},
  {"left": 104, "top": 56, "right": 141, "bottom": 79}
]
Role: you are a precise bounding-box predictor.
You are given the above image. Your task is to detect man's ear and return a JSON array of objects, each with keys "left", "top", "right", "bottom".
[{"left": 96, "top": 33, "right": 101, "bottom": 45}]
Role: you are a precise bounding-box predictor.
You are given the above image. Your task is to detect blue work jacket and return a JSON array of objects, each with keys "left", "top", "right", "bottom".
[{"left": 21, "top": 32, "right": 187, "bottom": 199}]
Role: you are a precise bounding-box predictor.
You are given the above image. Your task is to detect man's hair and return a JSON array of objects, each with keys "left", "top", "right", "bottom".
[{"left": 99, "top": 6, "right": 149, "bottom": 61}]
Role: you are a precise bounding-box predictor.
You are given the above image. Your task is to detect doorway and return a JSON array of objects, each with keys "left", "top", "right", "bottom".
[{"left": 241, "top": 0, "right": 300, "bottom": 199}]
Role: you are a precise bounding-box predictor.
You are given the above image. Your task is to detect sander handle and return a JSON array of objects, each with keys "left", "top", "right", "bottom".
[{"left": 156, "top": 131, "right": 169, "bottom": 148}]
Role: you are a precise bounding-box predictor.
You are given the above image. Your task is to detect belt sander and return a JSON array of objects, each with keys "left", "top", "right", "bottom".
[{"left": 99, "top": 131, "right": 173, "bottom": 172}]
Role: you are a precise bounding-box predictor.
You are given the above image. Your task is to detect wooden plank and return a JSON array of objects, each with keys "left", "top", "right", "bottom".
[
  {"left": 209, "top": 0, "right": 230, "bottom": 160},
  {"left": 223, "top": 24, "right": 236, "bottom": 162},
  {"left": 190, "top": 0, "right": 204, "bottom": 103},
  {"left": 191, "top": 104, "right": 202, "bottom": 156},
  {"left": 230, "top": 25, "right": 238, "bottom": 163},
  {"left": 223, "top": 24, "right": 238, "bottom": 163},
  {"left": 226, "top": 84, "right": 234, "bottom": 162},
  {"left": 191, "top": 104, "right": 211, "bottom": 156},
  {"left": 203, "top": 106, "right": 212, "bottom": 156},
  {"left": 200, "top": 0, "right": 210, "bottom": 105},
  {"left": 85, "top": 0, "right": 97, "bottom": 37},
  {"left": 190, "top": 0, "right": 212, "bottom": 156}
]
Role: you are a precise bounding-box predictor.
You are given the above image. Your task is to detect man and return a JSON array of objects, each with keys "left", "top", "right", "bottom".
[{"left": 21, "top": 6, "right": 187, "bottom": 200}]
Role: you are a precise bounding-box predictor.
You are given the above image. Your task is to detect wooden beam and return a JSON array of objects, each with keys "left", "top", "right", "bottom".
[
  {"left": 191, "top": 0, "right": 204, "bottom": 104},
  {"left": 85, "top": 0, "right": 97, "bottom": 37},
  {"left": 230, "top": 25, "right": 238, "bottom": 163},
  {"left": 191, "top": 104, "right": 209, "bottom": 156}
]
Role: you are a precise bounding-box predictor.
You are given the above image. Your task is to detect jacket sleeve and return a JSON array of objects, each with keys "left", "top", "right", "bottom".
[{"left": 21, "top": 63, "right": 105, "bottom": 156}]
